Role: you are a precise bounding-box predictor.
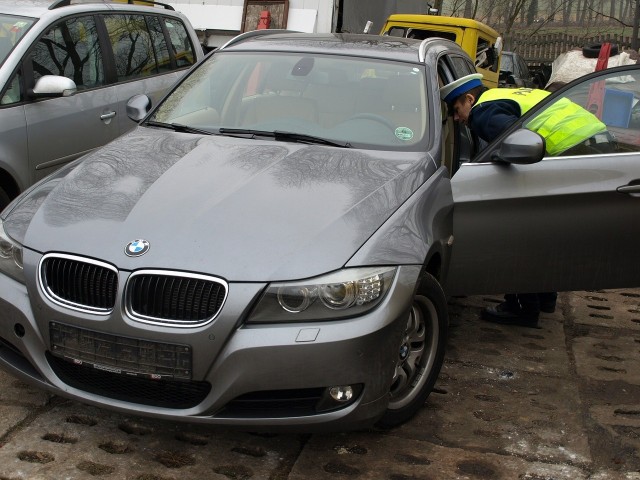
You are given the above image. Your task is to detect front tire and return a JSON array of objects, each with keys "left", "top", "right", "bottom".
[{"left": 377, "top": 272, "right": 448, "bottom": 428}]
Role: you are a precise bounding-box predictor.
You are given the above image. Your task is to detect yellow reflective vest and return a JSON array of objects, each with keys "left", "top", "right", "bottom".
[{"left": 474, "top": 88, "right": 608, "bottom": 156}]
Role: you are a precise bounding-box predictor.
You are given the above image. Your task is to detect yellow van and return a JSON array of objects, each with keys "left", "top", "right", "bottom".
[{"left": 381, "top": 14, "right": 502, "bottom": 88}]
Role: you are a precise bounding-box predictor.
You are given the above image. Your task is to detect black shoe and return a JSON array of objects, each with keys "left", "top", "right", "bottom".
[{"left": 481, "top": 302, "right": 539, "bottom": 327}]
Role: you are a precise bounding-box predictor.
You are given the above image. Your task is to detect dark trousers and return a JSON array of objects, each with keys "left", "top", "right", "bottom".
[{"left": 503, "top": 292, "right": 557, "bottom": 313}]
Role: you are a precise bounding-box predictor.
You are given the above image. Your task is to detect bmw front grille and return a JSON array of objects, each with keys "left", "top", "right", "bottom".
[
  {"left": 125, "top": 270, "right": 228, "bottom": 327},
  {"left": 39, "top": 255, "right": 227, "bottom": 326},
  {"left": 40, "top": 254, "right": 118, "bottom": 314}
]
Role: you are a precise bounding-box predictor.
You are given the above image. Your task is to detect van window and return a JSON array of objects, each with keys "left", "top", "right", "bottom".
[
  {"left": 31, "top": 16, "right": 105, "bottom": 89},
  {"left": 406, "top": 29, "right": 456, "bottom": 42},
  {"left": 385, "top": 26, "right": 457, "bottom": 42},
  {"left": 163, "top": 18, "right": 195, "bottom": 68},
  {"left": 104, "top": 14, "right": 156, "bottom": 81},
  {"left": 476, "top": 36, "right": 499, "bottom": 72},
  {"left": 147, "top": 15, "right": 172, "bottom": 73}
]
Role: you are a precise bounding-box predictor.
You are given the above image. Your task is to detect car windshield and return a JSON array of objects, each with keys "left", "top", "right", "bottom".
[
  {"left": 149, "top": 51, "right": 428, "bottom": 150},
  {"left": 0, "top": 14, "right": 35, "bottom": 65}
]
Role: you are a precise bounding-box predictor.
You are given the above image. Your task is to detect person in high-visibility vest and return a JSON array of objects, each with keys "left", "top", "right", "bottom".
[
  {"left": 440, "top": 72, "right": 617, "bottom": 157},
  {"left": 440, "top": 72, "right": 617, "bottom": 327}
]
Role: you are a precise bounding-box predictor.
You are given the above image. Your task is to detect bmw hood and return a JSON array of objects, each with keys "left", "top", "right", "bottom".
[{"left": 8, "top": 128, "right": 431, "bottom": 281}]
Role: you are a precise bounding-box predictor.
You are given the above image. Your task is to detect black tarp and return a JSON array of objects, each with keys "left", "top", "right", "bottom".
[{"left": 339, "top": 0, "right": 429, "bottom": 34}]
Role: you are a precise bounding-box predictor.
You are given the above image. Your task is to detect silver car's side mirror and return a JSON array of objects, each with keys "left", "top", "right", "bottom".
[
  {"left": 126, "top": 94, "right": 152, "bottom": 122},
  {"left": 30, "top": 75, "right": 77, "bottom": 98},
  {"left": 491, "top": 128, "right": 545, "bottom": 165}
]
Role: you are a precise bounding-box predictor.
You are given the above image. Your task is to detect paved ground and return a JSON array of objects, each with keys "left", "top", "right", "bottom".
[{"left": 0, "top": 288, "right": 639, "bottom": 480}]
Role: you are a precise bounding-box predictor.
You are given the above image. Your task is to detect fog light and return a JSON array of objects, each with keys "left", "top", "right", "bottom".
[{"left": 329, "top": 385, "right": 354, "bottom": 402}]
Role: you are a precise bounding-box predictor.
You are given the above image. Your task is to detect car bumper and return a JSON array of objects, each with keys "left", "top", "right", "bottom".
[{"left": 0, "top": 262, "right": 422, "bottom": 432}]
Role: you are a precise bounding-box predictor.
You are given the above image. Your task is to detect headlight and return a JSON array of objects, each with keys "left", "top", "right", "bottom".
[
  {"left": 247, "top": 267, "right": 396, "bottom": 323},
  {"left": 0, "top": 219, "right": 24, "bottom": 284}
]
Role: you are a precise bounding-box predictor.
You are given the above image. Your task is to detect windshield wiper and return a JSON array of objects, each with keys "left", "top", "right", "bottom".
[
  {"left": 144, "top": 120, "right": 213, "bottom": 135},
  {"left": 218, "top": 128, "right": 351, "bottom": 148}
]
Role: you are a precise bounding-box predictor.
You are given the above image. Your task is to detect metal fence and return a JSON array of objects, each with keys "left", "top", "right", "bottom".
[{"left": 504, "top": 32, "right": 635, "bottom": 66}]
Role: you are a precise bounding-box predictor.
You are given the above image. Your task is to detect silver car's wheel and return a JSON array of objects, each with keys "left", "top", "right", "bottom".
[{"left": 377, "top": 272, "right": 448, "bottom": 428}]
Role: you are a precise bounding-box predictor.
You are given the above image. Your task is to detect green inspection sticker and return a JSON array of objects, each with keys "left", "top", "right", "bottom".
[{"left": 395, "top": 127, "right": 414, "bottom": 141}]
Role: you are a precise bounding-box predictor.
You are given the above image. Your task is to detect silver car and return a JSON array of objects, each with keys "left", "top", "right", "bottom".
[
  {"left": 0, "top": 0, "right": 203, "bottom": 209},
  {"left": 0, "top": 31, "right": 638, "bottom": 431}
]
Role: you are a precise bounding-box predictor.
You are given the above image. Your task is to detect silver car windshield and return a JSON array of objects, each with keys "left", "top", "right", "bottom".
[
  {"left": 151, "top": 52, "right": 428, "bottom": 150},
  {"left": 0, "top": 15, "right": 35, "bottom": 65}
]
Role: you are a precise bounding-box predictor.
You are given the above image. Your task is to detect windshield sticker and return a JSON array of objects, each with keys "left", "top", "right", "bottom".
[{"left": 395, "top": 127, "right": 414, "bottom": 141}]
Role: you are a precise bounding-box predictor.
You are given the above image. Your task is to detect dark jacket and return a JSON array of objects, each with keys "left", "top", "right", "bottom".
[{"left": 468, "top": 97, "right": 520, "bottom": 143}]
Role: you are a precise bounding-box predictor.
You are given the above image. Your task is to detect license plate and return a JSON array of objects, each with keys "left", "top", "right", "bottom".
[{"left": 49, "top": 322, "right": 192, "bottom": 380}]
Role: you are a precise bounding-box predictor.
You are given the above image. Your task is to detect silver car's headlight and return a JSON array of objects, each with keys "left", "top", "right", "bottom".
[
  {"left": 247, "top": 267, "right": 396, "bottom": 323},
  {"left": 0, "top": 219, "right": 24, "bottom": 284}
]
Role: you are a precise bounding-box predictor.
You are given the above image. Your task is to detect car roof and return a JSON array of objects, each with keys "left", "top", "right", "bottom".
[
  {"left": 0, "top": 0, "right": 177, "bottom": 19},
  {"left": 221, "top": 32, "right": 462, "bottom": 64}
]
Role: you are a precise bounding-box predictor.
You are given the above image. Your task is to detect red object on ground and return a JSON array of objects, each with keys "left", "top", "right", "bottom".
[
  {"left": 257, "top": 10, "right": 271, "bottom": 29},
  {"left": 585, "top": 43, "right": 611, "bottom": 118}
]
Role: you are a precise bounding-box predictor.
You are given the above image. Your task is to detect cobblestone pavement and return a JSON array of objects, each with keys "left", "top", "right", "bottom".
[{"left": 0, "top": 289, "right": 639, "bottom": 480}]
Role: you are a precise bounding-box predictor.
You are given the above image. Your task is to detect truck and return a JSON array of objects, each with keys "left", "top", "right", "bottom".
[{"left": 380, "top": 14, "right": 503, "bottom": 88}]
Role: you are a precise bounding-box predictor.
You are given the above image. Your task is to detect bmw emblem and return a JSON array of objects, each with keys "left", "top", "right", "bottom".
[{"left": 125, "top": 239, "right": 150, "bottom": 257}]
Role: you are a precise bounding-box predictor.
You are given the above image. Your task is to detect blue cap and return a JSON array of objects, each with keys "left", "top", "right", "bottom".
[{"left": 440, "top": 73, "right": 483, "bottom": 105}]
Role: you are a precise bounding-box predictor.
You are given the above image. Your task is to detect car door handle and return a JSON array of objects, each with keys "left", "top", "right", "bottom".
[
  {"left": 617, "top": 184, "right": 640, "bottom": 194},
  {"left": 100, "top": 111, "right": 116, "bottom": 120}
]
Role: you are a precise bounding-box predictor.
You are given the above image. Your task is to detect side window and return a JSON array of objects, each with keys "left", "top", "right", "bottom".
[
  {"left": 450, "top": 56, "right": 475, "bottom": 77},
  {"left": 31, "top": 16, "right": 104, "bottom": 90},
  {"left": 162, "top": 17, "right": 195, "bottom": 68},
  {"left": 385, "top": 27, "right": 408, "bottom": 37},
  {"left": 1, "top": 71, "right": 21, "bottom": 105},
  {"left": 475, "top": 36, "right": 499, "bottom": 72},
  {"left": 438, "top": 56, "right": 477, "bottom": 174},
  {"left": 146, "top": 16, "right": 171, "bottom": 73},
  {"left": 523, "top": 69, "right": 640, "bottom": 156},
  {"left": 104, "top": 14, "right": 156, "bottom": 81},
  {"left": 406, "top": 29, "right": 457, "bottom": 42}
]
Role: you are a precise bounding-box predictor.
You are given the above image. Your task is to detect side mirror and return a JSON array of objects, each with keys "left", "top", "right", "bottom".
[
  {"left": 491, "top": 129, "right": 545, "bottom": 165},
  {"left": 126, "top": 94, "right": 151, "bottom": 122},
  {"left": 29, "top": 75, "right": 77, "bottom": 98}
]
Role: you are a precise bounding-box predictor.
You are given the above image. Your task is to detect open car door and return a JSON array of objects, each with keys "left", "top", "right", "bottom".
[{"left": 445, "top": 65, "right": 640, "bottom": 296}]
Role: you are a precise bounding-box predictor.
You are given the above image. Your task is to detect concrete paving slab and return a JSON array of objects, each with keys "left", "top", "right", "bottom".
[
  {"left": 569, "top": 289, "right": 640, "bottom": 331},
  {"left": 391, "top": 360, "right": 591, "bottom": 465},
  {"left": 0, "top": 370, "right": 51, "bottom": 406},
  {"left": 446, "top": 294, "right": 570, "bottom": 377},
  {"left": 288, "top": 433, "right": 589, "bottom": 479},
  {"left": 0, "top": 405, "right": 33, "bottom": 439},
  {"left": 573, "top": 334, "right": 640, "bottom": 384},
  {"left": 0, "top": 401, "right": 304, "bottom": 480}
]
